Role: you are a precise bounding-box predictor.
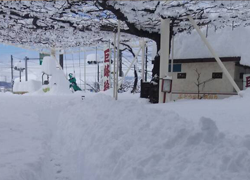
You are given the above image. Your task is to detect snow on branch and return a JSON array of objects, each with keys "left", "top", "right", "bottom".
[{"left": 0, "top": 0, "right": 250, "bottom": 48}]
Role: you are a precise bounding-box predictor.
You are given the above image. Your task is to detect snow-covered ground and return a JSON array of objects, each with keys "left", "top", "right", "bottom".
[{"left": 0, "top": 89, "right": 250, "bottom": 180}]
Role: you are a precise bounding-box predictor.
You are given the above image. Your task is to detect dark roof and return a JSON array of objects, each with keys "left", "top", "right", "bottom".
[{"left": 173, "top": 57, "right": 241, "bottom": 64}]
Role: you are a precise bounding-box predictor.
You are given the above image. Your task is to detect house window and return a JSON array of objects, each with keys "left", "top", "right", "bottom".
[
  {"left": 240, "top": 73, "right": 244, "bottom": 79},
  {"left": 177, "top": 73, "right": 186, "bottom": 79},
  {"left": 212, "top": 72, "right": 223, "bottom": 79},
  {"left": 168, "top": 64, "right": 182, "bottom": 72}
]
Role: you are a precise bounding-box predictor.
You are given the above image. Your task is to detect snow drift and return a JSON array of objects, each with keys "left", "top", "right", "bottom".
[
  {"left": 47, "top": 94, "right": 250, "bottom": 180},
  {"left": 1, "top": 92, "right": 250, "bottom": 180},
  {"left": 13, "top": 79, "right": 41, "bottom": 93}
]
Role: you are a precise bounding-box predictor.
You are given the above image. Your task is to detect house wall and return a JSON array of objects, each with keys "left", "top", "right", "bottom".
[
  {"left": 234, "top": 65, "right": 250, "bottom": 90},
  {"left": 171, "top": 61, "right": 236, "bottom": 94}
]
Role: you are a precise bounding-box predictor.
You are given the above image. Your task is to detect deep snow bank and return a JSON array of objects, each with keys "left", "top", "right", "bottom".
[{"left": 49, "top": 94, "right": 250, "bottom": 180}]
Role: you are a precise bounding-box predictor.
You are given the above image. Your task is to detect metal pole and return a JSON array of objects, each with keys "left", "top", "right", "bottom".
[
  {"left": 59, "top": 54, "right": 64, "bottom": 69},
  {"left": 118, "top": 47, "right": 142, "bottom": 88},
  {"left": 19, "top": 70, "right": 21, "bottom": 82},
  {"left": 11, "top": 55, "right": 14, "bottom": 91},
  {"left": 84, "top": 51, "right": 87, "bottom": 91},
  {"left": 171, "top": 36, "right": 174, "bottom": 77},
  {"left": 65, "top": 53, "right": 68, "bottom": 76},
  {"left": 108, "top": 41, "right": 111, "bottom": 88},
  {"left": 25, "top": 56, "right": 28, "bottom": 81},
  {"left": 51, "top": 48, "right": 56, "bottom": 58},
  {"left": 141, "top": 39, "right": 146, "bottom": 82},
  {"left": 78, "top": 48, "right": 81, "bottom": 88},
  {"left": 119, "top": 50, "right": 122, "bottom": 77},
  {"left": 159, "top": 19, "right": 170, "bottom": 103},
  {"left": 116, "top": 20, "right": 121, "bottom": 100},
  {"left": 145, "top": 46, "right": 148, "bottom": 82},
  {"left": 96, "top": 47, "right": 99, "bottom": 87},
  {"left": 188, "top": 16, "right": 240, "bottom": 94},
  {"left": 113, "top": 33, "right": 117, "bottom": 98},
  {"left": 170, "top": 35, "right": 174, "bottom": 101}
]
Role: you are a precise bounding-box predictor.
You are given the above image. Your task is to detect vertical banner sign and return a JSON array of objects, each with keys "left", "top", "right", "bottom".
[
  {"left": 243, "top": 74, "right": 250, "bottom": 90},
  {"left": 103, "top": 48, "right": 110, "bottom": 91},
  {"left": 246, "top": 76, "right": 250, "bottom": 87}
]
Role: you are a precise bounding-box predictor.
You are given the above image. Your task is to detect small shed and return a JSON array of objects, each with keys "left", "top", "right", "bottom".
[{"left": 170, "top": 57, "right": 250, "bottom": 100}]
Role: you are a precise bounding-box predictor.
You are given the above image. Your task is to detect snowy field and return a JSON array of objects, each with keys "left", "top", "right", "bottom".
[{"left": 0, "top": 89, "right": 250, "bottom": 180}]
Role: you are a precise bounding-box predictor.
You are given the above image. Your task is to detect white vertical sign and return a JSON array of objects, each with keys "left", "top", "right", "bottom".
[{"left": 103, "top": 47, "right": 110, "bottom": 91}]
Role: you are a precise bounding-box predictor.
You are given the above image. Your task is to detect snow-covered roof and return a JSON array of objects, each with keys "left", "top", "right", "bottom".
[
  {"left": 87, "top": 54, "right": 100, "bottom": 61},
  {"left": 174, "top": 27, "right": 250, "bottom": 66}
]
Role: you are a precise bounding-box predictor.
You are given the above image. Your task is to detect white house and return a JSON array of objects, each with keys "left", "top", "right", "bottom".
[{"left": 170, "top": 27, "right": 250, "bottom": 100}]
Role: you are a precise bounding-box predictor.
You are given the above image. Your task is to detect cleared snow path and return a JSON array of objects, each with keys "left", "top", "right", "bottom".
[
  {"left": 0, "top": 95, "right": 50, "bottom": 180},
  {"left": 0, "top": 94, "right": 79, "bottom": 180}
]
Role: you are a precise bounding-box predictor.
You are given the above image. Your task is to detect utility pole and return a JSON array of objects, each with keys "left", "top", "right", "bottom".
[
  {"left": 11, "top": 55, "right": 14, "bottom": 91},
  {"left": 25, "top": 56, "right": 28, "bottom": 81},
  {"left": 24, "top": 56, "right": 40, "bottom": 82}
]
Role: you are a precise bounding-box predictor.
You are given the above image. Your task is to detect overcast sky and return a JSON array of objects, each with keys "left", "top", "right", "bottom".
[{"left": 0, "top": 44, "right": 38, "bottom": 63}]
